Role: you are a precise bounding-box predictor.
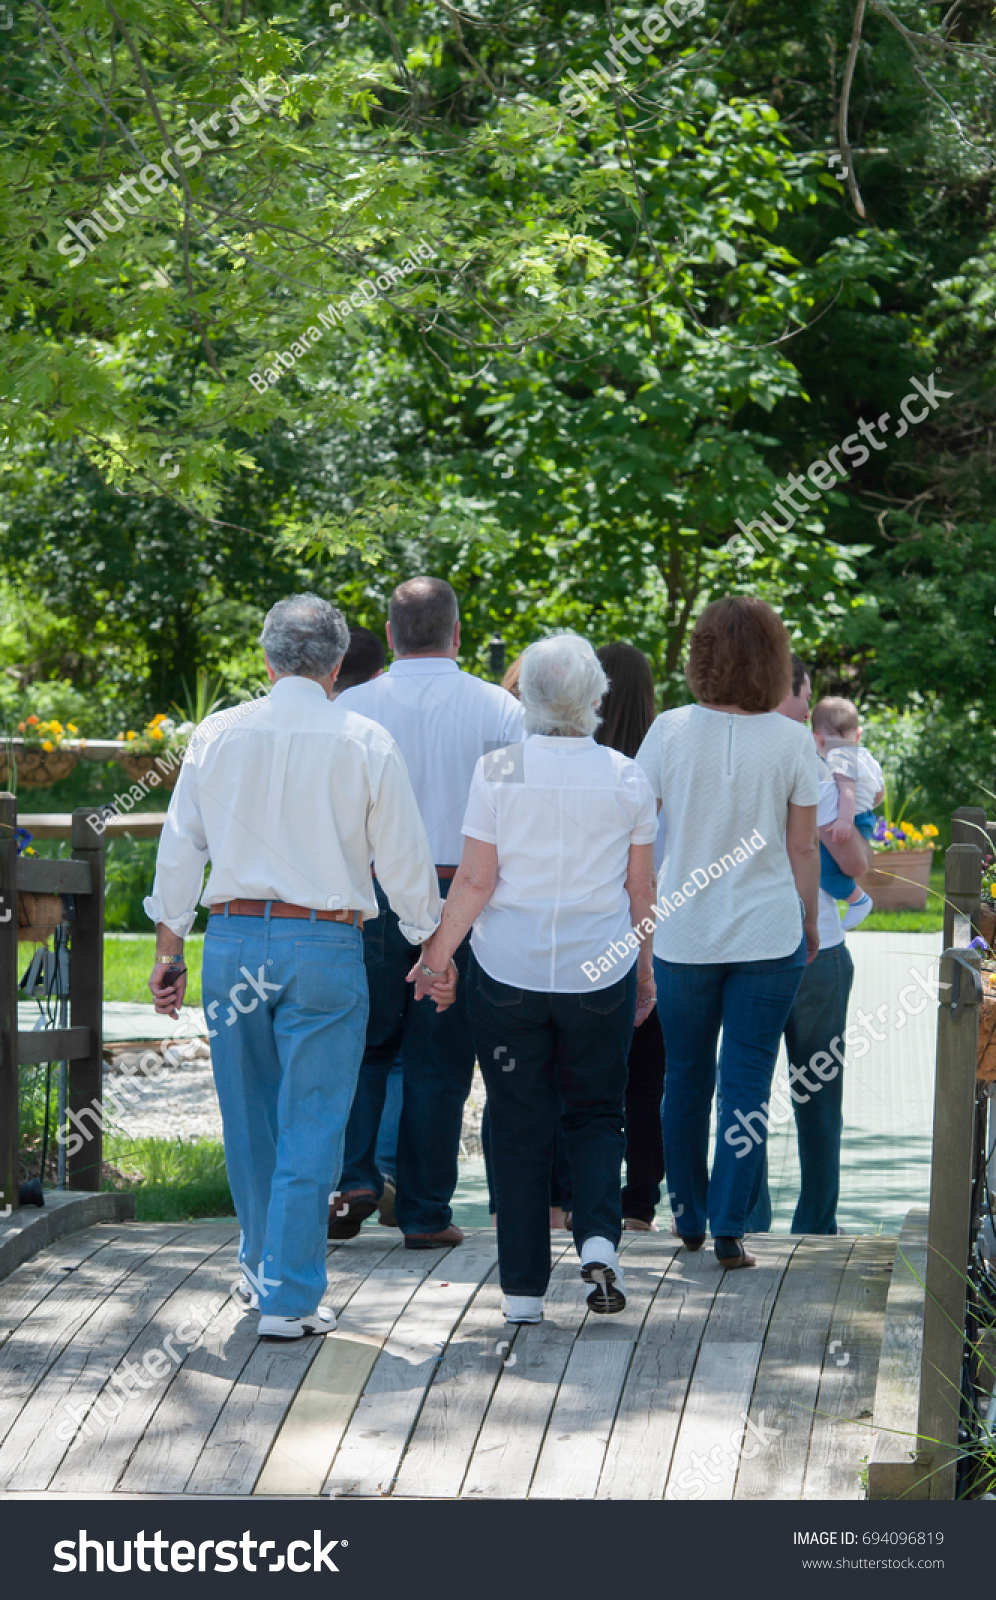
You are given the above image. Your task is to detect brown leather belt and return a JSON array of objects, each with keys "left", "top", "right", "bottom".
[
  {"left": 435, "top": 866, "right": 458, "bottom": 881},
  {"left": 210, "top": 900, "right": 363, "bottom": 927}
]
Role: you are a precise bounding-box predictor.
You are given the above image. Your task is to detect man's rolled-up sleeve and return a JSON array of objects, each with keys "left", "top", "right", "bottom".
[
  {"left": 366, "top": 743, "right": 442, "bottom": 944},
  {"left": 143, "top": 765, "right": 210, "bottom": 936}
]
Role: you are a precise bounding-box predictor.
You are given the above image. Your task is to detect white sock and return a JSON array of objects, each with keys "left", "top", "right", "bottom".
[
  {"left": 842, "top": 891, "right": 873, "bottom": 931},
  {"left": 580, "top": 1236, "right": 619, "bottom": 1268}
]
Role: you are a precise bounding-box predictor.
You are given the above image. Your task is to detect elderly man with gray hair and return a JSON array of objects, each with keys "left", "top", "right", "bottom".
[
  {"left": 146, "top": 594, "right": 445, "bottom": 1339},
  {"left": 414, "top": 633, "right": 658, "bottom": 1323}
]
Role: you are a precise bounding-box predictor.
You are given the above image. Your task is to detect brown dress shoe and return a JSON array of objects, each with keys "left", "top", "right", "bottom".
[
  {"left": 403, "top": 1224, "right": 464, "bottom": 1250},
  {"left": 328, "top": 1188, "right": 380, "bottom": 1240}
]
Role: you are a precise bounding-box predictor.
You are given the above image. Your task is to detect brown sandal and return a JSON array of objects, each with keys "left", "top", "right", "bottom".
[{"left": 715, "top": 1237, "right": 756, "bottom": 1270}]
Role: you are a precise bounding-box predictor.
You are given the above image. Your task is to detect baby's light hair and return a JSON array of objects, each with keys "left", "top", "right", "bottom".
[{"left": 811, "top": 695, "right": 860, "bottom": 737}]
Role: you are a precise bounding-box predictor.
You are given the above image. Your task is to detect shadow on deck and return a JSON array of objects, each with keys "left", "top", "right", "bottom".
[{"left": 0, "top": 1220, "right": 913, "bottom": 1500}]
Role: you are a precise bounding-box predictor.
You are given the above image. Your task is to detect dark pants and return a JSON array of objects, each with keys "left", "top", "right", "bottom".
[
  {"left": 747, "top": 943, "right": 855, "bottom": 1235},
  {"left": 469, "top": 955, "right": 636, "bottom": 1298},
  {"left": 655, "top": 937, "right": 806, "bottom": 1240},
  {"left": 621, "top": 1008, "right": 667, "bottom": 1222},
  {"left": 339, "top": 878, "right": 475, "bottom": 1235}
]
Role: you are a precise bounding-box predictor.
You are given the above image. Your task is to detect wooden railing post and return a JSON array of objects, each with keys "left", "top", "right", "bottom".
[
  {"left": 918, "top": 943, "right": 982, "bottom": 1499},
  {"left": 942, "top": 843, "right": 982, "bottom": 952},
  {"left": 951, "top": 805, "right": 988, "bottom": 847},
  {"left": 67, "top": 808, "right": 105, "bottom": 1191},
  {"left": 0, "top": 794, "right": 17, "bottom": 1215}
]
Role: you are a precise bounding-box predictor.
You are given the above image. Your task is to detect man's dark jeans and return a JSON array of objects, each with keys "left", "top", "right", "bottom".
[
  {"left": 469, "top": 955, "right": 636, "bottom": 1298},
  {"left": 746, "top": 942, "right": 855, "bottom": 1235},
  {"left": 339, "top": 878, "right": 475, "bottom": 1235}
]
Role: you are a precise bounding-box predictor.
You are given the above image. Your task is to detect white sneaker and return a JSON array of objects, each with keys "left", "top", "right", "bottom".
[
  {"left": 257, "top": 1305, "right": 336, "bottom": 1339},
  {"left": 501, "top": 1294, "right": 544, "bottom": 1324},
  {"left": 579, "top": 1236, "right": 627, "bottom": 1314},
  {"left": 842, "top": 891, "right": 873, "bottom": 931},
  {"left": 233, "top": 1273, "right": 258, "bottom": 1310}
]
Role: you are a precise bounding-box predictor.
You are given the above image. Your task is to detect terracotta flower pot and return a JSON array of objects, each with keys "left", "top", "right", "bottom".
[
  {"left": 0, "top": 747, "right": 78, "bottom": 787},
  {"left": 858, "top": 845, "right": 935, "bottom": 912},
  {"left": 119, "top": 750, "right": 183, "bottom": 791}
]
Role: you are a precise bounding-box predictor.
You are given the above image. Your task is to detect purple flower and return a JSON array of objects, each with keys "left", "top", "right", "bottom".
[{"left": 970, "top": 936, "right": 989, "bottom": 953}]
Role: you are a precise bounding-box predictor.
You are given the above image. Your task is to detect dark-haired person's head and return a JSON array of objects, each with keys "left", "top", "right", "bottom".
[
  {"left": 777, "top": 652, "right": 812, "bottom": 724},
  {"left": 685, "top": 596, "right": 791, "bottom": 713},
  {"left": 594, "top": 642, "right": 656, "bottom": 759},
  {"left": 330, "top": 626, "right": 386, "bottom": 698},
  {"left": 387, "top": 577, "right": 459, "bottom": 659}
]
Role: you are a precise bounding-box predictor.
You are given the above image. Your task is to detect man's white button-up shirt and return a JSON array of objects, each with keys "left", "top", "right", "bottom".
[
  {"left": 144, "top": 675, "right": 442, "bottom": 943},
  {"left": 336, "top": 657, "right": 523, "bottom": 867}
]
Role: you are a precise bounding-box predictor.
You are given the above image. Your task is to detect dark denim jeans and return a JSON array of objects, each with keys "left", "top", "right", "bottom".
[
  {"left": 339, "top": 878, "right": 475, "bottom": 1235},
  {"left": 746, "top": 942, "right": 855, "bottom": 1235},
  {"left": 469, "top": 954, "right": 636, "bottom": 1298},
  {"left": 654, "top": 936, "right": 806, "bottom": 1240}
]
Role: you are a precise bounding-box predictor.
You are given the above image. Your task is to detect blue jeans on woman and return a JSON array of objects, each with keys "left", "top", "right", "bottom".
[
  {"left": 468, "top": 955, "right": 636, "bottom": 1298},
  {"left": 654, "top": 934, "right": 806, "bottom": 1240}
]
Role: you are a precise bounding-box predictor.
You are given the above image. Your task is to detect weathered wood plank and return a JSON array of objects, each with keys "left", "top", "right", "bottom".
[
  {"left": 803, "top": 1234, "right": 897, "bottom": 1501},
  {"left": 17, "top": 1027, "right": 91, "bottom": 1066},
  {"left": 530, "top": 1238, "right": 676, "bottom": 1499},
  {"left": 461, "top": 1253, "right": 591, "bottom": 1500},
  {"left": 0, "top": 1223, "right": 236, "bottom": 1491},
  {"left": 49, "top": 1225, "right": 242, "bottom": 1493},
  {"left": 734, "top": 1236, "right": 854, "bottom": 1501},
  {"left": 0, "top": 1227, "right": 130, "bottom": 1347},
  {"left": 324, "top": 1241, "right": 500, "bottom": 1498},
  {"left": 0, "top": 1225, "right": 194, "bottom": 1454},
  {"left": 664, "top": 1237, "right": 798, "bottom": 1500},
  {"left": 597, "top": 1247, "right": 724, "bottom": 1499},
  {"left": 188, "top": 1237, "right": 427, "bottom": 1497},
  {"left": 17, "top": 858, "right": 91, "bottom": 895},
  {"left": 868, "top": 1208, "right": 930, "bottom": 1500}
]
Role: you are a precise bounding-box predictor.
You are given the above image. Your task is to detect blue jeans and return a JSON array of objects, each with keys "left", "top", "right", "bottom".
[
  {"left": 819, "top": 811, "right": 877, "bottom": 899},
  {"left": 203, "top": 912, "right": 368, "bottom": 1316},
  {"left": 747, "top": 942, "right": 855, "bottom": 1235},
  {"left": 654, "top": 936, "right": 806, "bottom": 1240},
  {"left": 468, "top": 955, "right": 636, "bottom": 1298},
  {"left": 340, "top": 878, "right": 475, "bottom": 1234},
  {"left": 374, "top": 1059, "right": 403, "bottom": 1183}
]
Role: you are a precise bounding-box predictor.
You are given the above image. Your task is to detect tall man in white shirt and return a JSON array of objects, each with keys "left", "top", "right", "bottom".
[
  {"left": 334, "top": 577, "right": 523, "bottom": 1248},
  {"left": 146, "top": 595, "right": 444, "bottom": 1337}
]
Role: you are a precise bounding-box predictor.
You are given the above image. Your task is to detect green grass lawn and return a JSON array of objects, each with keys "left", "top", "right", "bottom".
[
  {"left": 104, "top": 933, "right": 203, "bottom": 1006},
  {"left": 103, "top": 1133, "right": 233, "bottom": 1220}
]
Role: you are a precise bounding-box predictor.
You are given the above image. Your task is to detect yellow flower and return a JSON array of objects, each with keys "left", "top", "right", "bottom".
[
  {"left": 42, "top": 740, "right": 53, "bottom": 752},
  {"left": 66, "top": 722, "right": 78, "bottom": 734},
  {"left": 150, "top": 727, "right": 164, "bottom": 740},
  {"left": 922, "top": 824, "right": 939, "bottom": 837},
  {"left": 151, "top": 712, "right": 168, "bottom": 725},
  {"left": 126, "top": 730, "right": 137, "bottom": 741}
]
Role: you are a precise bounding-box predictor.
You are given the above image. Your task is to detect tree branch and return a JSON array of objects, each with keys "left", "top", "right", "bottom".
[{"left": 838, "top": 0, "right": 869, "bottom": 220}]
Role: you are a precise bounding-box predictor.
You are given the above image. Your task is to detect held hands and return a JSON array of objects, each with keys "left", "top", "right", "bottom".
[
  {"left": 406, "top": 947, "right": 459, "bottom": 1012},
  {"left": 149, "top": 964, "right": 187, "bottom": 1020},
  {"left": 829, "top": 818, "right": 854, "bottom": 847}
]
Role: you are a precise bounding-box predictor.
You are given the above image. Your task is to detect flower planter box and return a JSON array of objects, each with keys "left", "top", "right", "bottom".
[
  {"left": 858, "top": 846, "right": 935, "bottom": 912},
  {"left": 119, "top": 751, "right": 183, "bottom": 791},
  {"left": 0, "top": 746, "right": 79, "bottom": 788},
  {"left": 17, "top": 891, "right": 65, "bottom": 944}
]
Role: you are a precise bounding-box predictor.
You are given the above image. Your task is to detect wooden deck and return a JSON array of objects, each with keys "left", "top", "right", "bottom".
[{"left": 0, "top": 1222, "right": 898, "bottom": 1499}]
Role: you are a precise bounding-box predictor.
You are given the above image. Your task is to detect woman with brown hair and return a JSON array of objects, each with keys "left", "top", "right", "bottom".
[
  {"left": 595, "top": 642, "right": 667, "bottom": 1231},
  {"left": 635, "top": 597, "right": 820, "bottom": 1268}
]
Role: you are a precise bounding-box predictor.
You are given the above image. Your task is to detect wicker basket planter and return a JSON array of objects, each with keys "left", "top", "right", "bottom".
[
  {"left": 119, "top": 751, "right": 183, "bottom": 791},
  {"left": 17, "top": 891, "right": 65, "bottom": 944},
  {"left": 979, "top": 984, "right": 996, "bottom": 1082},
  {"left": 0, "top": 746, "right": 79, "bottom": 788},
  {"left": 858, "top": 846, "right": 935, "bottom": 912}
]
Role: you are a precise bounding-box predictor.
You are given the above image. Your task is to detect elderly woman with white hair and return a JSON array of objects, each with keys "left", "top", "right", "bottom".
[{"left": 411, "top": 634, "right": 658, "bottom": 1323}]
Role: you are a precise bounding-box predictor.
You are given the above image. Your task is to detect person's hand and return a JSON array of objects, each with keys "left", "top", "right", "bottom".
[
  {"left": 804, "top": 921, "right": 820, "bottom": 965},
  {"left": 149, "top": 963, "right": 187, "bottom": 1019},
  {"left": 830, "top": 818, "right": 853, "bottom": 847},
  {"left": 406, "top": 953, "right": 458, "bottom": 1012},
  {"left": 634, "top": 969, "right": 657, "bottom": 1027}
]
